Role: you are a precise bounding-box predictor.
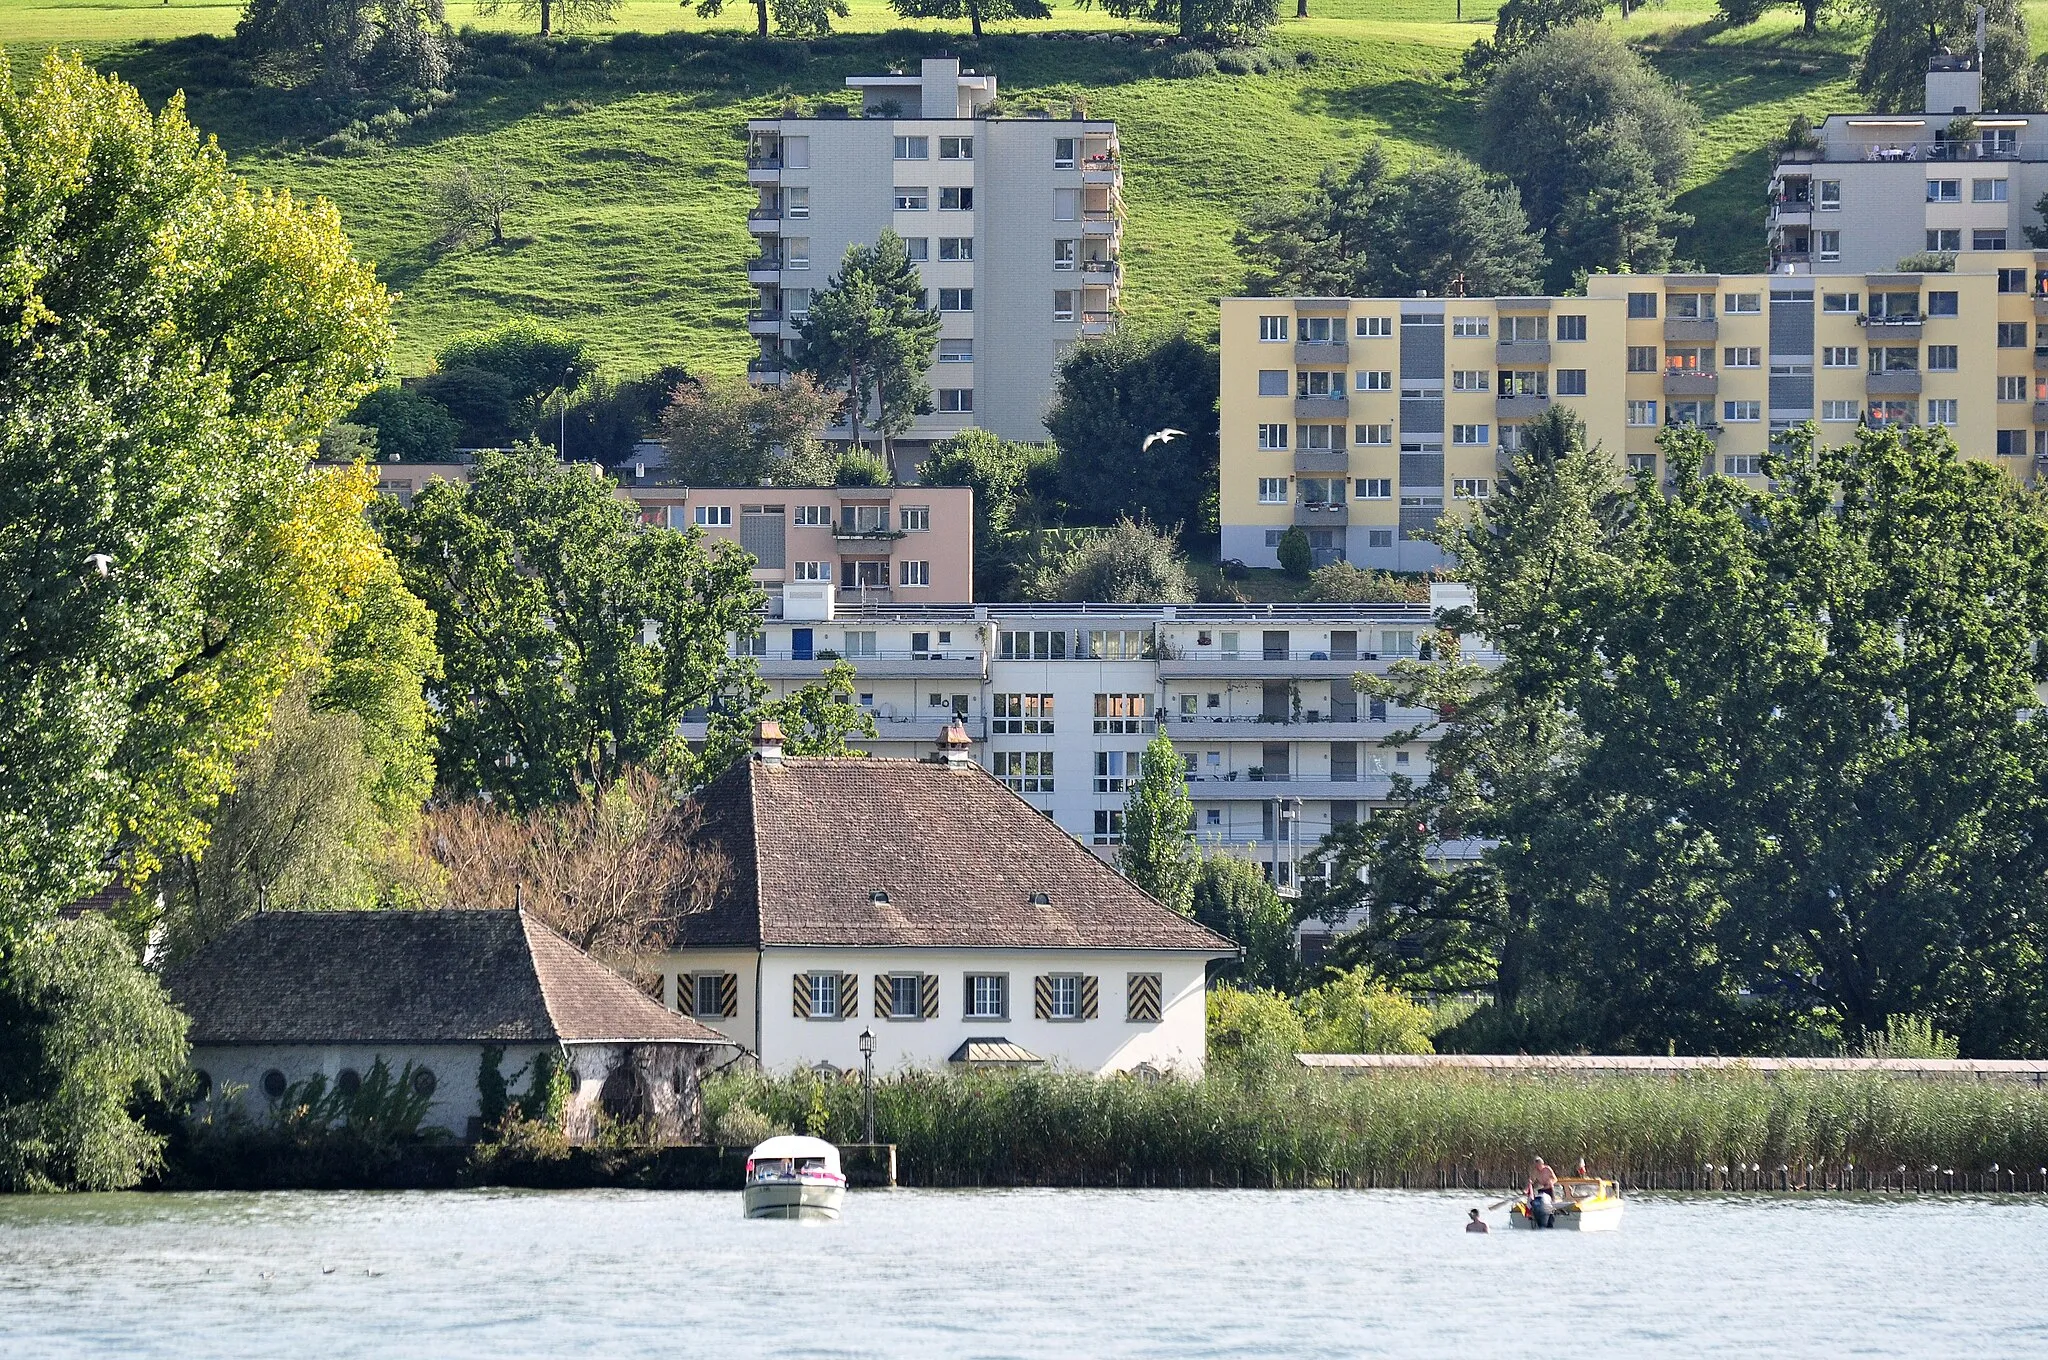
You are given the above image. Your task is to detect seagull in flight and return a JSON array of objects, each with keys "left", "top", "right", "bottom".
[{"left": 1142, "top": 427, "right": 1186, "bottom": 452}]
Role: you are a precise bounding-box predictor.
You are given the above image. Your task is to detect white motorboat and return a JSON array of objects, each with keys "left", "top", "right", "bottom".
[{"left": 743, "top": 1136, "right": 846, "bottom": 1221}]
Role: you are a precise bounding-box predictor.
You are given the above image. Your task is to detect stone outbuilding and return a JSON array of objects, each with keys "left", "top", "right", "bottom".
[{"left": 164, "top": 909, "right": 735, "bottom": 1142}]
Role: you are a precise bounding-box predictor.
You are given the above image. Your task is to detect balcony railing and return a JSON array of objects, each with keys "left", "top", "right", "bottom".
[{"left": 747, "top": 155, "right": 783, "bottom": 170}]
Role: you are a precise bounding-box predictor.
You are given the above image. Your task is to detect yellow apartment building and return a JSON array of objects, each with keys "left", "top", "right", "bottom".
[{"left": 1219, "top": 257, "right": 2048, "bottom": 570}]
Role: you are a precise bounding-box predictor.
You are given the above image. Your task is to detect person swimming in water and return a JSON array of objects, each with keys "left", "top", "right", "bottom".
[{"left": 1466, "top": 1208, "right": 1489, "bottom": 1233}]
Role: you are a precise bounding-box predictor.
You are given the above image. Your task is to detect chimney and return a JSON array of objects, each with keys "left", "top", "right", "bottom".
[
  {"left": 935, "top": 720, "right": 974, "bottom": 767},
  {"left": 754, "top": 719, "right": 785, "bottom": 765}
]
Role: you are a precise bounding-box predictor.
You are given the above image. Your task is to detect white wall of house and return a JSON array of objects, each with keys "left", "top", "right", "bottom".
[{"left": 188, "top": 1042, "right": 553, "bottom": 1137}]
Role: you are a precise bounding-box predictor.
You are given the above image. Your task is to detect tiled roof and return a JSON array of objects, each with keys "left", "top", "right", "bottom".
[
  {"left": 164, "top": 910, "right": 726, "bottom": 1046},
  {"left": 669, "top": 755, "right": 1235, "bottom": 953}
]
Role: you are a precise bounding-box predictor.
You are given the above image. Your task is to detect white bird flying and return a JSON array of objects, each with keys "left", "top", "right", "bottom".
[{"left": 1142, "top": 428, "right": 1186, "bottom": 452}]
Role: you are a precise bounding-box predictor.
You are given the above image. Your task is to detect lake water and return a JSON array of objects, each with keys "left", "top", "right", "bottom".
[{"left": 2, "top": 1188, "right": 2045, "bottom": 1357}]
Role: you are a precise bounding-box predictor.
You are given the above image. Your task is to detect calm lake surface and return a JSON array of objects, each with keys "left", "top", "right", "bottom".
[{"left": 3, "top": 1188, "right": 2045, "bottom": 1357}]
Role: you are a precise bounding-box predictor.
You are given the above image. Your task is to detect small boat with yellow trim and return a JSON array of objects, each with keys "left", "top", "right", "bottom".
[{"left": 1509, "top": 1177, "right": 1624, "bottom": 1231}]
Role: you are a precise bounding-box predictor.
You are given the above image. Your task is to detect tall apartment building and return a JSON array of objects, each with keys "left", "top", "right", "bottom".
[
  {"left": 1219, "top": 259, "right": 2048, "bottom": 570},
  {"left": 1769, "top": 56, "right": 2048, "bottom": 274},
  {"left": 743, "top": 58, "right": 1122, "bottom": 464}
]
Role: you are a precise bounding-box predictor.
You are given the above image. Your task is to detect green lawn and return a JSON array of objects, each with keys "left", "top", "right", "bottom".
[{"left": 0, "top": 0, "right": 1897, "bottom": 378}]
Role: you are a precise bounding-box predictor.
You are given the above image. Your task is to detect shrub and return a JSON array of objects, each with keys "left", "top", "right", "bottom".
[
  {"left": 1296, "top": 969, "right": 1437, "bottom": 1055},
  {"left": 1276, "top": 525, "right": 1312, "bottom": 578},
  {"left": 1208, "top": 985, "right": 1307, "bottom": 1073},
  {"left": 1163, "top": 50, "right": 1219, "bottom": 79},
  {"left": 1216, "top": 49, "right": 1256, "bottom": 74},
  {"left": 833, "top": 451, "right": 891, "bottom": 486},
  {"left": 1028, "top": 516, "right": 1197, "bottom": 603},
  {"left": 1304, "top": 560, "right": 1423, "bottom": 604}
]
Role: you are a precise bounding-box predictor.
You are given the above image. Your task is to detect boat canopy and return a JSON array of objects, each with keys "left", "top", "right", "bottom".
[{"left": 747, "top": 1135, "right": 842, "bottom": 1174}]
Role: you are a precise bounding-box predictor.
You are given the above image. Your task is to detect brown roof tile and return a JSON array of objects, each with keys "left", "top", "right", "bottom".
[{"left": 669, "top": 756, "right": 1235, "bottom": 953}]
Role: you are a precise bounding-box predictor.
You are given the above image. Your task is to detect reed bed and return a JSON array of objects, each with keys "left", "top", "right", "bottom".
[{"left": 711, "top": 1067, "right": 2048, "bottom": 1191}]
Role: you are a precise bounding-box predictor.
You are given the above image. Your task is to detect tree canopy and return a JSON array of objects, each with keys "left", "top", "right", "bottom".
[
  {"left": 1045, "top": 329, "right": 1217, "bottom": 537},
  {"left": 795, "top": 231, "right": 939, "bottom": 461},
  {"left": 1076, "top": 0, "right": 1278, "bottom": 42},
  {"left": 659, "top": 373, "right": 838, "bottom": 486},
  {"left": 887, "top": 0, "right": 1051, "bottom": 36},
  {"left": 1117, "top": 730, "right": 1199, "bottom": 915},
  {"left": 1857, "top": 0, "right": 2043, "bottom": 113}
]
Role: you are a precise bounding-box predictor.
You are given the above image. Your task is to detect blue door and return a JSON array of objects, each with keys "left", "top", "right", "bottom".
[{"left": 792, "top": 628, "right": 813, "bottom": 661}]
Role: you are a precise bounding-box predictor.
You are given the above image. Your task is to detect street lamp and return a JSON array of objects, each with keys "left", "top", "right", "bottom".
[{"left": 858, "top": 1027, "right": 876, "bottom": 1145}]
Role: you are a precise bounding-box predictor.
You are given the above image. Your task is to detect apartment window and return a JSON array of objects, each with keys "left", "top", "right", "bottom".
[
  {"left": 1300, "top": 316, "right": 1340, "bottom": 344},
  {"left": 1053, "top": 137, "right": 1076, "bottom": 168},
  {"left": 1972, "top": 177, "right": 2008, "bottom": 202},
  {"left": 1870, "top": 400, "right": 1916, "bottom": 425},
  {"left": 1975, "top": 229, "right": 2009, "bottom": 251},
  {"left": 1927, "top": 398, "right": 1959, "bottom": 425},
  {"left": 1299, "top": 423, "right": 1340, "bottom": 449},
  {"left": 781, "top": 186, "right": 809, "bottom": 219},
  {"left": 902, "top": 236, "right": 928, "bottom": 261},
  {"left": 1257, "top": 477, "right": 1288, "bottom": 503},
  {"left": 938, "top": 288, "right": 973, "bottom": 311},
  {"left": 1999, "top": 267, "right": 2028, "bottom": 293},
  {"left": 1723, "top": 400, "right": 1761, "bottom": 422},
  {"left": 1094, "top": 749, "right": 1145, "bottom": 793},
  {"left": 1500, "top": 315, "right": 1548, "bottom": 343},
  {"left": 1258, "top": 369, "right": 1291, "bottom": 397},
  {"left": 1821, "top": 399, "right": 1861, "bottom": 422},
  {"left": 1997, "top": 429, "right": 2028, "bottom": 456},
  {"left": 1356, "top": 477, "right": 1392, "bottom": 498},
  {"left": 1451, "top": 369, "right": 1489, "bottom": 392},
  {"left": 1627, "top": 292, "right": 1658, "bottom": 318},
  {"left": 1090, "top": 812, "right": 1124, "bottom": 846},
  {"left": 1556, "top": 314, "right": 1587, "bottom": 341},
  {"left": 938, "top": 388, "right": 973, "bottom": 412},
  {"left": 1926, "top": 229, "right": 1962, "bottom": 253},
  {"left": 1499, "top": 370, "right": 1547, "bottom": 398},
  {"left": 939, "top": 237, "right": 973, "bottom": 260},
  {"left": 785, "top": 238, "right": 810, "bottom": 269},
  {"left": 967, "top": 973, "right": 1007, "bottom": 1019},
  {"left": 1999, "top": 375, "right": 2029, "bottom": 401},
  {"left": 1091, "top": 693, "right": 1149, "bottom": 734},
  {"left": 994, "top": 751, "right": 1055, "bottom": 794},
  {"left": 1822, "top": 292, "right": 1860, "bottom": 315},
  {"left": 894, "top": 186, "right": 928, "bottom": 211},
  {"left": 1667, "top": 294, "right": 1712, "bottom": 321},
  {"left": 1357, "top": 316, "right": 1393, "bottom": 337},
  {"left": 1356, "top": 424, "right": 1392, "bottom": 446},
  {"left": 998, "top": 629, "right": 1065, "bottom": 660},
  {"left": 793, "top": 561, "right": 831, "bottom": 582},
  {"left": 939, "top": 187, "right": 973, "bottom": 211},
  {"left": 1451, "top": 315, "right": 1491, "bottom": 337},
  {"left": 1725, "top": 292, "right": 1762, "bottom": 314},
  {"left": 1497, "top": 425, "right": 1524, "bottom": 452},
  {"left": 893, "top": 135, "right": 928, "bottom": 160},
  {"left": 939, "top": 135, "right": 973, "bottom": 160},
  {"left": 898, "top": 559, "right": 930, "bottom": 587},
  {"left": 1627, "top": 453, "right": 1657, "bottom": 474},
  {"left": 1724, "top": 346, "right": 1761, "bottom": 368},
  {"left": 1367, "top": 529, "right": 1393, "bottom": 548},
  {"left": 1665, "top": 347, "right": 1709, "bottom": 372},
  {"left": 1381, "top": 629, "right": 1418, "bottom": 657},
  {"left": 693, "top": 505, "right": 732, "bottom": 527},
  {"left": 1999, "top": 322, "right": 2029, "bottom": 348},
  {"left": 939, "top": 338, "right": 973, "bottom": 363},
  {"left": 1667, "top": 400, "right": 1708, "bottom": 428},
  {"left": 1627, "top": 346, "right": 1658, "bottom": 372},
  {"left": 1259, "top": 315, "right": 1290, "bottom": 342},
  {"left": 993, "top": 694, "right": 1053, "bottom": 734},
  {"left": 1451, "top": 424, "right": 1490, "bottom": 445},
  {"left": 1870, "top": 346, "right": 1918, "bottom": 374},
  {"left": 1822, "top": 346, "right": 1860, "bottom": 368},
  {"left": 1053, "top": 291, "right": 1077, "bottom": 321},
  {"left": 1927, "top": 179, "right": 1961, "bottom": 203},
  {"left": 1926, "top": 345, "right": 1958, "bottom": 371},
  {"left": 806, "top": 971, "right": 841, "bottom": 1019},
  {"left": 1927, "top": 291, "right": 1959, "bottom": 316},
  {"left": 1360, "top": 370, "right": 1393, "bottom": 391},
  {"left": 1452, "top": 478, "right": 1490, "bottom": 499},
  {"left": 894, "top": 505, "right": 929, "bottom": 533},
  {"left": 1723, "top": 455, "right": 1762, "bottom": 477},
  {"left": 1817, "top": 231, "right": 1840, "bottom": 261},
  {"left": 1257, "top": 423, "right": 1289, "bottom": 450},
  {"left": 1298, "top": 370, "right": 1344, "bottom": 398},
  {"left": 1627, "top": 401, "right": 1658, "bottom": 427},
  {"left": 1556, "top": 370, "right": 1587, "bottom": 396}
]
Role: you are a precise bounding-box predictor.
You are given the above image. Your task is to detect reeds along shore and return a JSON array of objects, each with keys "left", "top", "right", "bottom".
[{"left": 711, "top": 1067, "right": 2048, "bottom": 1191}]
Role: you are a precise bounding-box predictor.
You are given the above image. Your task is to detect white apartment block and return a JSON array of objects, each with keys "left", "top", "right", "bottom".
[
  {"left": 1770, "top": 55, "right": 2048, "bottom": 273},
  {"left": 743, "top": 58, "right": 1122, "bottom": 464}
]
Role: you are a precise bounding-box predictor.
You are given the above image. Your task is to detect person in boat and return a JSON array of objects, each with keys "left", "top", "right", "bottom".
[
  {"left": 1526, "top": 1158, "right": 1559, "bottom": 1228},
  {"left": 1465, "top": 1208, "right": 1489, "bottom": 1234}
]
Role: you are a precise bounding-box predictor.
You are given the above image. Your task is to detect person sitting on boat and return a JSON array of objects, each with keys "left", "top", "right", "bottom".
[{"left": 1465, "top": 1208, "right": 1489, "bottom": 1234}]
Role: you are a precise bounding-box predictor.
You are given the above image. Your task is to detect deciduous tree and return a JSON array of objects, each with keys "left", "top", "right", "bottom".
[
  {"left": 1075, "top": 0, "right": 1278, "bottom": 43},
  {"left": 887, "top": 0, "right": 1052, "bottom": 36},
  {"left": 696, "top": 0, "right": 850, "bottom": 35},
  {"left": 658, "top": 373, "right": 839, "bottom": 486},
  {"left": 1191, "top": 853, "right": 1296, "bottom": 989},
  {"left": 1857, "top": 0, "right": 2043, "bottom": 113},
  {"left": 434, "top": 158, "right": 519, "bottom": 250},
  {"left": 347, "top": 385, "right": 460, "bottom": 462},
  {"left": 1117, "top": 731, "right": 1198, "bottom": 915},
  {"left": 474, "top": 0, "right": 616, "bottom": 35},
  {"left": 1045, "top": 329, "right": 1217, "bottom": 536}
]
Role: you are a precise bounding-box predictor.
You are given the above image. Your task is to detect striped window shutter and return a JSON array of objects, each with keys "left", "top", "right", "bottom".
[
  {"left": 1127, "top": 972, "right": 1162, "bottom": 1022},
  {"left": 1033, "top": 974, "right": 1053, "bottom": 1020},
  {"left": 839, "top": 972, "right": 860, "bottom": 1019},
  {"left": 920, "top": 972, "right": 939, "bottom": 1019},
  {"left": 716, "top": 973, "right": 739, "bottom": 1018},
  {"left": 792, "top": 973, "right": 812, "bottom": 1019},
  {"left": 1079, "top": 975, "right": 1099, "bottom": 1020},
  {"left": 873, "top": 973, "right": 893, "bottom": 1019}
]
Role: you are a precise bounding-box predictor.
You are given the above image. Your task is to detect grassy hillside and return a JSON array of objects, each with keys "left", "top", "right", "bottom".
[{"left": 5, "top": 0, "right": 1879, "bottom": 378}]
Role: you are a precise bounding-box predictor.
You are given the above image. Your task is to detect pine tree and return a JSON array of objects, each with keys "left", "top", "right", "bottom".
[{"left": 795, "top": 231, "right": 940, "bottom": 465}]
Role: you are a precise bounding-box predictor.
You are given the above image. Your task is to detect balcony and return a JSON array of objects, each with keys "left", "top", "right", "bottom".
[
  {"left": 758, "top": 649, "right": 986, "bottom": 681},
  {"left": 1294, "top": 394, "right": 1349, "bottom": 419},
  {"left": 1165, "top": 716, "right": 1411, "bottom": 742},
  {"left": 1867, "top": 369, "right": 1922, "bottom": 396},
  {"left": 1494, "top": 338, "right": 1550, "bottom": 365},
  {"left": 746, "top": 310, "right": 783, "bottom": 335},
  {"left": 1293, "top": 447, "right": 1350, "bottom": 474},
  {"left": 1159, "top": 650, "right": 1413, "bottom": 679},
  {"left": 1295, "top": 341, "right": 1350, "bottom": 366},
  {"left": 1082, "top": 155, "right": 1120, "bottom": 184},
  {"left": 1081, "top": 311, "right": 1116, "bottom": 338},
  {"left": 2034, "top": 401, "right": 2048, "bottom": 423},
  {"left": 2034, "top": 349, "right": 2048, "bottom": 373},
  {"left": 1187, "top": 772, "right": 1398, "bottom": 802},
  {"left": 1863, "top": 317, "right": 1923, "bottom": 341},
  {"left": 831, "top": 526, "right": 905, "bottom": 553},
  {"left": 1664, "top": 318, "right": 1720, "bottom": 344},
  {"left": 1079, "top": 258, "right": 1120, "bottom": 281},
  {"left": 1294, "top": 500, "right": 1349, "bottom": 526},
  {"left": 1496, "top": 393, "right": 1551, "bottom": 419},
  {"left": 746, "top": 156, "right": 782, "bottom": 183},
  {"left": 746, "top": 209, "right": 782, "bottom": 234},
  {"left": 746, "top": 357, "right": 787, "bottom": 387},
  {"left": 1081, "top": 210, "right": 1121, "bottom": 238},
  {"left": 1663, "top": 369, "right": 1719, "bottom": 397},
  {"left": 747, "top": 257, "right": 783, "bottom": 284}
]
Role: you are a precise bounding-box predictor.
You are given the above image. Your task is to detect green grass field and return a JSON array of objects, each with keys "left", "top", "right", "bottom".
[{"left": 3, "top": 0, "right": 1897, "bottom": 377}]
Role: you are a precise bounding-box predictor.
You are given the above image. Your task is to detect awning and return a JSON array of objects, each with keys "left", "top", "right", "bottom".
[{"left": 949, "top": 1037, "right": 1046, "bottom": 1067}]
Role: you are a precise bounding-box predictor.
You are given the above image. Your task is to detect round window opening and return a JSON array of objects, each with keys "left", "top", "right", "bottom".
[
  {"left": 410, "top": 1067, "right": 437, "bottom": 1097},
  {"left": 192, "top": 1069, "right": 213, "bottom": 1101},
  {"left": 260, "top": 1068, "right": 287, "bottom": 1100},
  {"left": 335, "top": 1068, "right": 362, "bottom": 1098}
]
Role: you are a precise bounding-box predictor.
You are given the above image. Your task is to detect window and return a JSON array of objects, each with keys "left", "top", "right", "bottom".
[
  {"left": 1497, "top": 425, "right": 1524, "bottom": 452},
  {"left": 1259, "top": 315, "right": 1289, "bottom": 342},
  {"left": 1052, "top": 239, "right": 1077, "bottom": 270},
  {"left": 1927, "top": 291, "right": 1959, "bottom": 316},
  {"left": 1667, "top": 400, "right": 1708, "bottom": 427},
  {"left": 1998, "top": 429, "right": 2028, "bottom": 456},
  {"left": 1258, "top": 477, "right": 1288, "bottom": 503},
  {"left": 938, "top": 388, "right": 973, "bottom": 413},
  {"left": 1094, "top": 694, "right": 1150, "bottom": 734},
  {"left": 1556, "top": 370, "right": 1587, "bottom": 396},
  {"left": 1085, "top": 629, "right": 1150, "bottom": 659},
  {"left": 1381, "top": 629, "right": 1418, "bottom": 657},
  {"left": 1870, "top": 346, "right": 1918, "bottom": 374},
  {"left": 793, "top": 561, "right": 831, "bottom": 581},
  {"left": 785, "top": 239, "right": 809, "bottom": 268},
  {"left": 1498, "top": 370, "right": 1547, "bottom": 397},
  {"left": 1451, "top": 424, "right": 1490, "bottom": 445},
  {"left": 1257, "top": 423, "right": 1289, "bottom": 450},
  {"left": 1627, "top": 453, "right": 1657, "bottom": 474},
  {"left": 1299, "top": 316, "right": 1339, "bottom": 344},
  {"left": 1367, "top": 529, "right": 1393, "bottom": 549},
  {"left": 939, "top": 338, "right": 973, "bottom": 363},
  {"left": 1817, "top": 231, "right": 1840, "bottom": 261},
  {"left": 1356, "top": 316, "right": 1393, "bottom": 337},
  {"left": 1927, "top": 398, "right": 1959, "bottom": 425},
  {"left": 1999, "top": 375, "right": 2029, "bottom": 401},
  {"left": 1360, "top": 370, "right": 1393, "bottom": 391},
  {"left": 1665, "top": 348, "right": 1709, "bottom": 372},
  {"left": 993, "top": 694, "right": 1053, "bottom": 734},
  {"left": 1822, "top": 346, "right": 1860, "bottom": 368},
  {"left": 998, "top": 629, "right": 1065, "bottom": 659},
  {"left": 1556, "top": 314, "right": 1587, "bottom": 341},
  {"left": 1926, "top": 229, "right": 1962, "bottom": 253},
  {"left": 1451, "top": 315, "right": 1491, "bottom": 337},
  {"left": 1999, "top": 267, "right": 2028, "bottom": 293},
  {"left": 1451, "top": 369, "right": 1489, "bottom": 392},
  {"left": 1297, "top": 423, "right": 1340, "bottom": 451},
  {"left": 993, "top": 751, "right": 1055, "bottom": 794},
  {"left": 899, "top": 505, "right": 929, "bottom": 532},
  {"left": 1973, "top": 177, "right": 2008, "bottom": 202},
  {"left": 1053, "top": 137, "right": 1076, "bottom": 168},
  {"left": 1500, "top": 315, "right": 1548, "bottom": 342},
  {"left": 1094, "top": 749, "right": 1145, "bottom": 793},
  {"left": 967, "top": 973, "right": 1007, "bottom": 1019},
  {"left": 783, "top": 187, "right": 809, "bottom": 219},
  {"left": 1356, "top": 424, "right": 1392, "bottom": 445},
  {"left": 1723, "top": 400, "right": 1761, "bottom": 422},
  {"left": 1258, "top": 369, "right": 1289, "bottom": 397},
  {"left": 1452, "top": 478, "right": 1490, "bottom": 499},
  {"left": 1723, "top": 455, "right": 1762, "bottom": 477},
  {"left": 1627, "top": 401, "right": 1658, "bottom": 427},
  {"left": 1090, "top": 811, "right": 1124, "bottom": 846},
  {"left": 899, "top": 559, "right": 930, "bottom": 587},
  {"left": 1822, "top": 292, "right": 1860, "bottom": 314},
  {"left": 902, "top": 236, "right": 928, "bottom": 261},
  {"left": 842, "top": 630, "right": 877, "bottom": 658},
  {"left": 894, "top": 186, "right": 928, "bottom": 211},
  {"left": 939, "top": 237, "right": 973, "bottom": 260},
  {"left": 694, "top": 505, "right": 732, "bottom": 527},
  {"left": 1725, "top": 292, "right": 1762, "bottom": 314},
  {"left": 880, "top": 973, "right": 919, "bottom": 1020},
  {"left": 1627, "top": 346, "right": 1658, "bottom": 372},
  {"left": 1999, "top": 322, "right": 2029, "bottom": 348},
  {"left": 1627, "top": 292, "right": 1658, "bottom": 319},
  {"left": 1298, "top": 370, "right": 1343, "bottom": 398},
  {"left": 893, "top": 135, "right": 928, "bottom": 160},
  {"left": 938, "top": 288, "right": 973, "bottom": 311},
  {"left": 1356, "top": 477, "right": 1392, "bottom": 499},
  {"left": 939, "top": 186, "right": 973, "bottom": 211},
  {"left": 1043, "top": 974, "right": 1082, "bottom": 1018},
  {"left": 1053, "top": 291, "right": 1076, "bottom": 321},
  {"left": 939, "top": 135, "right": 972, "bottom": 160},
  {"left": 691, "top": 973, "right": 729, "bottom": 1019},
  {"left": 1724, "top": 346, "right": 1762, "bottom": 368},
  {"left": 1927, "top": 179, "right": 1961, "bottom": 203},
  {"left": 735, "top": 629, "right": 767, "bottom": 657},
  {"left": 1926, "top": 344, "right": 1958, "bottom": 370},
  {"left": 1869, "top": 400, "right": 1916, "bottom": 425},
  {"left": 1974, "top": 229, "right": 2009, "bottom": 251},
  {"left": 807, "top": 971, "right": 841, "bottom": 1019},
  {"left": 1821, "top": 399, "right": 1861, "bottom": 422}
]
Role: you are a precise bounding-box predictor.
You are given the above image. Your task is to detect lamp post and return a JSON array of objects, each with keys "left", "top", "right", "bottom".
[{"left": 858, "top": 1027, "right": 876, "bottom": 1144}]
